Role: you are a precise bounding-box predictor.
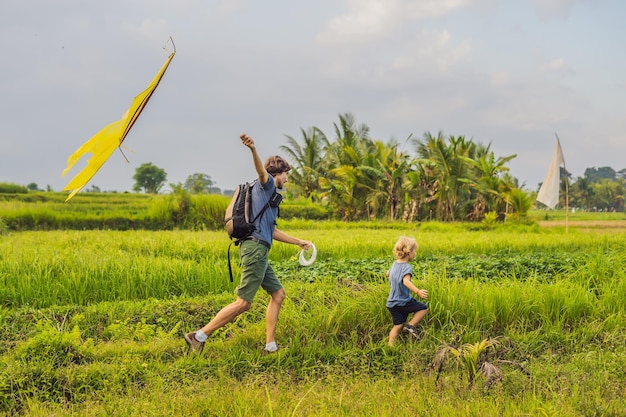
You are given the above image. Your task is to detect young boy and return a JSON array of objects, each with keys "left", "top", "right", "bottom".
[{"left": 385, "top": 236, "right": 428, "bottom": 346}]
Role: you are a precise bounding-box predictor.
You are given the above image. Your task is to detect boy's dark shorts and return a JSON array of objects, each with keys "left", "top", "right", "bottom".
[{"left": 388, "top": 298, "right": 428, "bottom": 325}]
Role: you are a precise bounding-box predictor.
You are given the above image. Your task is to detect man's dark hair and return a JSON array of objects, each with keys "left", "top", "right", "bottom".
[{"left": 265, "top": 156, "right": 291, "bottom": 176}]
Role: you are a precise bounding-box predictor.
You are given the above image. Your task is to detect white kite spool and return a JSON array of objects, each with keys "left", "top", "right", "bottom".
[{"left": 298, "top": 243, "right": 317, "bottom": 266}]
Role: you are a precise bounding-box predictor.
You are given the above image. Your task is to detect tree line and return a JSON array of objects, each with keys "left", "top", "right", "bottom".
[
  {"left": 12, "top": 112, "right": 624, "bottom": 221},
  {"left": 563, "top": 167, "right": 625, "bottom": 212},
  {"left": 282, "top": 113, "right": 626, "bottom": 220},
  {"left": 132, "top": 128, "right": 626, "bottom": 219},
  {"left": 280, "top": 113, "right": 530, "bottom": 222},
  {"left": 77, "top": 113, "right": 530, "bottom": 223}
]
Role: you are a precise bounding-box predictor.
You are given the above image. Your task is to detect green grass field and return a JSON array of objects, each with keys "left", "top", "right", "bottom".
[{"left": 1, "top": 221, "right": 625, "bottom": 416}]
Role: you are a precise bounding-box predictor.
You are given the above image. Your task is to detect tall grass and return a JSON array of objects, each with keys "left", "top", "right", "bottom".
[
  {"left": 0, "top": 231, "right": 231, "bottom": 307},
  {"left": 1, "top": 224, "right": 625, "bottom": 415},
  {"left": 0, "top": 191, "right": 333, "bottom": 232},
  {"left": 0, "top": 192, "right": 231, "bottom": 231},
  {"left": 2, "top": 227, "right": 626, "bottom": 308}
]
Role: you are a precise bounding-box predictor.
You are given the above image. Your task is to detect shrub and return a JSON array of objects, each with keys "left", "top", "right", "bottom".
[
  {"left": 281, "top": 203, "right": 333, "bottom": 220},
  {"left": 188, "top": 194, "right": 229, "bottom": 230},
  {"left": 0, "top": 183, "right": 29, "bottom": 194},
  {"left": 14, "top": 324, "right": 89, "bottom": 367}
]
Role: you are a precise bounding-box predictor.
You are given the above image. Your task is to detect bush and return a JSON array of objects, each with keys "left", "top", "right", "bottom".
[
  {"left": 0, "top": 183, "right": 29, "bottom": 194},
  {"left": 188, "top": 194, "right": 229, "bottom": 230},
  {"left": 147, "top": 192, "right": 229, "bottom": 230},
  {"left": 281, "top": 203, "right": 333, "bottom": 220}
]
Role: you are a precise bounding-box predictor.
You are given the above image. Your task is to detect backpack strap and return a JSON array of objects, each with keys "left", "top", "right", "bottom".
[
  {"left": 250, "top": 202, "right": 271, "bottom": 225},
  {"left": 250, "top": 190, "right": 281, "bottom": 225},
  {"left": 227, "top": 242, "right": 235, "bottom": 282}
]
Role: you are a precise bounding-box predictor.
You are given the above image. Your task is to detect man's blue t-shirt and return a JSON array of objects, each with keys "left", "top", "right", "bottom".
[
  {"left": 250, "top": 175, "right": 279, "bottom": 247},
  {"left": 386, "top": 261, "right": 413, "bottom": 308}
]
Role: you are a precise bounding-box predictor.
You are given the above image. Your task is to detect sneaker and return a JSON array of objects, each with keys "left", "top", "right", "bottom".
[
  {"left": 184, "top": 332, "right": 205, "bottom": 354},
  {"left": 261, "top": 347, "right": 279, "bottom": 356},
  {"left": 403, "top": 324, "right": 420, "bottom": 338}
]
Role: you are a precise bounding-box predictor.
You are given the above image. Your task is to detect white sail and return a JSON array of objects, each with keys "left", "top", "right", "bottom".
[{"left": 536, "top": 138, "right": 565, "bottom": 209}]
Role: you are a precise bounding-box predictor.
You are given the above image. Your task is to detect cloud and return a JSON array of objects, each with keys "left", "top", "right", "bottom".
[
  {"left": 1, "top": 0, "right": 624, "bottom": 195},
  {"left": 390, "top": 30, "right": 473, "bottom": 73},
  {"left": 313, "top": 0, "right": 475, "bottom": 87},
  {"left": 540, "top": 58, "right": 576, "bottom": 77},
  {"left": 316, "top": 0, "right": 469, "bottom": 45},
  {"left": 532, "top": 0, "right": 592, "bottom": 20}
]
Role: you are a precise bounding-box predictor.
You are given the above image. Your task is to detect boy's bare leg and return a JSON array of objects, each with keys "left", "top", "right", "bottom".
[
  {"left": 407, "top": 309, "right": 428, "bottom": 327},
  {"left": 388, "top": 324, "right": 403, "bottom": 346}
]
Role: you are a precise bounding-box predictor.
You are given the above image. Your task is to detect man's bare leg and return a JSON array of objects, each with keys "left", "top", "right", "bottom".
[
  {"left": 265, "top": 288, "right": 286, "bottom": 347},
  {"left": 200, "top": 297, "right": 251, "bottom": 336}
]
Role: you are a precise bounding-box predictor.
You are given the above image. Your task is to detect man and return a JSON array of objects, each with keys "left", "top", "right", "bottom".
[{"left": 184, "top": 133, "right": 312, "bottom": 355}]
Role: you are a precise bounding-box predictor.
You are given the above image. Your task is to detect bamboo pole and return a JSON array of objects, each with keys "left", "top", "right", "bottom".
[{"left": 555, "top": 133, "right": 568, "bottom": 233}]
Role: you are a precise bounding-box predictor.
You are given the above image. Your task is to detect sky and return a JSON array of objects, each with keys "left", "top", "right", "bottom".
[{"left": 1, "top": 0, "right": 625, "bottom": 196}]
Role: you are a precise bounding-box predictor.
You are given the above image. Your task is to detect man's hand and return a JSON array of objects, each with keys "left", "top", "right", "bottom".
[
  {"left": 240, "top": 133, "right": 268, "bottom": 184},
  {"left": 240, "top": 133, "right": 255, "bottom": 151},
  {"left": 297, "top": 240, "right": 313, "bottom": 250}
]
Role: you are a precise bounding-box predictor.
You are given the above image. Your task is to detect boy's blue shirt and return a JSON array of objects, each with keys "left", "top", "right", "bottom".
[{"left": 386, "top": 261, "right": 413, "bottom": 307}]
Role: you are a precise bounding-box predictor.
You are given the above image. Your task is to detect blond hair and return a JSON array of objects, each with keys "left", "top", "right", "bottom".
[{"left": 393, "top": 236, "right": 418, "bottom": 260}]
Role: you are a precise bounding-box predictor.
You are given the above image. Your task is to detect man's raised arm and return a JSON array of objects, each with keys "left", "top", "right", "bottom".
[{"left": 240, "top": 133, "right": 269, "bottom": 185}]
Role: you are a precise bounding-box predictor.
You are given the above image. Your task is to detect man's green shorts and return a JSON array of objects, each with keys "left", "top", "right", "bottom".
[{"left": 235, "top": 239, "right": 282, "bottom": 303}]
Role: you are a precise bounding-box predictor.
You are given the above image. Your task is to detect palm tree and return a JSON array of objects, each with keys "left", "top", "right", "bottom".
[
  {"left": 461, "top": 148, "right": 517, "bottom": 220},
  {"left": 497, "top": 173, "right": 520, "bottom": 220},
  {"left": 319, "top": 113, "right": 374, "bottom": 220},
  {"left": 331, "top": 112, "right": 370, "bottom": 158},
  {"left": 591, "top": 179, "right": 620, "bottom": 211},
  {"left": 571, "top": 176, "right": 593, "bottom": 211},
  {"left": 343, "top": 139, "right": 412, "bottom": 220},
  {"left": 370, "top": 140, "right": 411, "bottom": 220},
  {"left": 281, "top": 118, "right": 525, "bottom": 222},
  {"left": 412, "top": 133, "right": 475, "bottom": 221},
  {"left": 401, "top": 167, "right": 432, "bottom": 222},
  {"left": 280, "top": 127, "right": 329, "bottom": 201},
  {"left": 507, "top": 187, "right": 533, "bottom": 222},
  {"left": 320, "top": 164, "right": 363, "bottom": 220}
]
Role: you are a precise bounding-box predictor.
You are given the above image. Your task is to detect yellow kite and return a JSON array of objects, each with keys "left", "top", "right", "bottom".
[{"left": 62, "top": 42, "right": 176, "bottom": 202}]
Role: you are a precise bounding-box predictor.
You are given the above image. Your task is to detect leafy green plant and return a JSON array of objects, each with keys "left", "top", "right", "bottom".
[
  {"left": 14, "top": 324, "right": 90, "bottom": 368},
  {"left": 431, "top": 336, "right": 529, "bottom": 388},
  {"left": 482, "top": 210, "right": 498, "bottom": 227}
]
